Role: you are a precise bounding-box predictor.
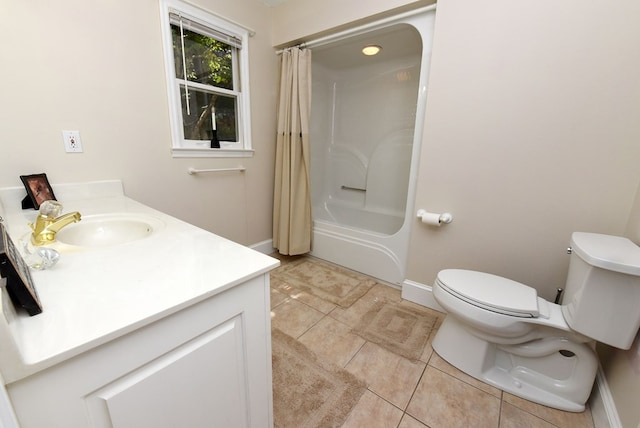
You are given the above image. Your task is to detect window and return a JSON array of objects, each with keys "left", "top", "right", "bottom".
[{"left": 159, "top": 0, "right": 253, "bottom": 157}]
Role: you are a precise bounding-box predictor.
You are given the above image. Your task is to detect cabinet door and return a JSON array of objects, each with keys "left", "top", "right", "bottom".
[{"left": 86, "top": 315, "right": 249, "bottom": 428}]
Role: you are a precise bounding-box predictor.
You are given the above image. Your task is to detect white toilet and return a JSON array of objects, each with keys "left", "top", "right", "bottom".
[{"left": 432, "top": 232, "right": 640, "bottom": 412}]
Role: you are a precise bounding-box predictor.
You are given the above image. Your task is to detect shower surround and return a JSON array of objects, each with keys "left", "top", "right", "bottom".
[{"left": 308, "top": 7, "right": 436, "bottom": 286}]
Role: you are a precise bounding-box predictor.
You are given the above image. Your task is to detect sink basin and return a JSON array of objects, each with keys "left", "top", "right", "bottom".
[{"left": 55, "top": 214, "right": 163, "bottom": 247}]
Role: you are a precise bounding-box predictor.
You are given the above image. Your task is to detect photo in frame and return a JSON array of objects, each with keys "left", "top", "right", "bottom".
[
  {"left": 20, "top": 173, "right": 57, "bottom": 210},
  {"left": 0, "top": 222, "right": 42, "bottom": 316}
]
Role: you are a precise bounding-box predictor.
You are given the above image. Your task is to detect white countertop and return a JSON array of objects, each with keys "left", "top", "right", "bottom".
[{"left": 0, "top": 180, "right": 279, "bottom": 382}]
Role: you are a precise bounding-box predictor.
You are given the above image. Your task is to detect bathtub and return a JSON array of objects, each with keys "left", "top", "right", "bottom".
[{"left": 311, "top": 201, "right": 408, "bottom": 286}]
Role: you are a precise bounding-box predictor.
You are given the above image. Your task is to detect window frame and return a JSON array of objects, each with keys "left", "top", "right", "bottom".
[{"left": 159, "top": 0, "right": 254, "bottom": 158}]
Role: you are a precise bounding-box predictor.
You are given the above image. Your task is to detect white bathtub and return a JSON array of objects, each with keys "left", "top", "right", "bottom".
[
  {"left": 311, "top": 201, "right": 408, "bottom": 286},
  {"left": 314, "top": 201, "right": 403, "bottom": 235}
]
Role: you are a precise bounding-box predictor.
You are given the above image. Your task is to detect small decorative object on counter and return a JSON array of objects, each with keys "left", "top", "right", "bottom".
[
  {"left": 24, "top": 247, "right": 60, "bottom": 271},
  {"left": 20, "top": 173, "right": 57, "bottom": 210}
]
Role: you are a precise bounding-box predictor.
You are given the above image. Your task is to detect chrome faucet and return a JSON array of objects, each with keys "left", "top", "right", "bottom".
[{"left": 29, "top": 200, "right": 81, "bottom": 246}]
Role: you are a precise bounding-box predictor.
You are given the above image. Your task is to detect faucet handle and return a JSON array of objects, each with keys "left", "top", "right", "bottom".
[{"left": 39, "top": 200, "right": 63, "bottom": 218}]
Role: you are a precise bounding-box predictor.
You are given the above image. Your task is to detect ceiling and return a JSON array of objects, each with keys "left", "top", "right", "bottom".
[{"left": 312, "top": 23, "right": 422, "bottom": 70}]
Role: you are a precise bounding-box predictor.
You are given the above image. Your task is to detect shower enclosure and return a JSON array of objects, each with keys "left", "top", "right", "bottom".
[{"left": 309, "top": 7, "right": 435, "bottom": 285}]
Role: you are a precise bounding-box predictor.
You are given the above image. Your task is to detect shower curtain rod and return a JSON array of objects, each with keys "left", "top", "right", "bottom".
[{"left": 274, "top": 3, "right": 436, "bottom": 55}]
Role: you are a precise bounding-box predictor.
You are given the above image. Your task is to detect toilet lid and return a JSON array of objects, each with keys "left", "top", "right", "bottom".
[{"left": 436, "top": 269, "right": 539, "bottom": 317}]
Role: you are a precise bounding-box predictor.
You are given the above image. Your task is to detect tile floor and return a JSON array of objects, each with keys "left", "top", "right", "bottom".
[{"left": 270, "top": 255, "right": 596, "bottom": 428}]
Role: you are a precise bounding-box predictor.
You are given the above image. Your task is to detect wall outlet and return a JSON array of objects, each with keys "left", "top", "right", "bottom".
[{"left": 62, "top": 130, "right": 83, "bottom": 153}]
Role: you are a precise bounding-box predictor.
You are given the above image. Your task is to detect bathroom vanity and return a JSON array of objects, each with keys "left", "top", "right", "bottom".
[{"left": 0, "top": 180, "right": 278, "bottom": 427}]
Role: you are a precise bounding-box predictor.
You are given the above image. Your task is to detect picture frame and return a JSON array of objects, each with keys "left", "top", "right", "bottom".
[
  {"left": 0, "top": 222, "right": 42, "bottom": 315},
  {"left": 20, "top": 173, "right": 57, "bottom": 210}
]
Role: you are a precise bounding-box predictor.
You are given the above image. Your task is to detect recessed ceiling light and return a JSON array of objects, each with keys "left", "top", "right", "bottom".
[{"left": 362, "top": 45, "right": 382, "bottom": 56}]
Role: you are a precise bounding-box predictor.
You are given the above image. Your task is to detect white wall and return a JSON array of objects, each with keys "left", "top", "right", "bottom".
[
  {"left": 0, "top": 0, "right": 279, "bottom": 246},
  {"left": 270, "top": 0, "right": 434, "bottom": 47},
  {"left": 408, "top": 0, "right": 640, "bottom": 301}
]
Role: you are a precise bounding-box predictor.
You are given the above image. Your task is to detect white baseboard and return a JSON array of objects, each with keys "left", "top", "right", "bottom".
[
  {"left": 402, "top": 279, "right": 622, "bottom": 428},
  {"left": 591, "top": 364, "right": 622, "bottom": 428},
  {"left": 249, "top": 239, "right": 274, "bottom": 255},
  {"left": 401, "top": 279, "right": 445, "bottom": 313}
]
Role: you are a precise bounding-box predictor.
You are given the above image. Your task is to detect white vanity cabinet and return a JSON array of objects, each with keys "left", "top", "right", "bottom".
[
  {"left": 0, "top": 181, "right": 278, "bottom": 428},
  {"left": 5, "top": 274, "right": 273, "bottom": 427}
]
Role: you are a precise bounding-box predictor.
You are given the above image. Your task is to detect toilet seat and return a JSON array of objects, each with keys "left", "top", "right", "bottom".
[{"left": 436, "top": 269, "right": 539, "bottom": 318}]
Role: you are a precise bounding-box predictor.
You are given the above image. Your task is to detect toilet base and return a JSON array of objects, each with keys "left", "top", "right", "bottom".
[{"left": 432, "top": 316, "right": 598, "bottom": 412}]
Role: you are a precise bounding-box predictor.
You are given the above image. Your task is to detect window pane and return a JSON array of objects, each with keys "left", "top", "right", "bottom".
[
  {"left": 171, "top": 24, "right": 234, "bottom": 90},
  {"left": 180, "top": 87, "right": 238, "bottom": 142}
]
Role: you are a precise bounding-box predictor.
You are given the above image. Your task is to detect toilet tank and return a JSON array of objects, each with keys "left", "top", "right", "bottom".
[{"left": 561, "top": 232, "right": 640, "bottom": 349}]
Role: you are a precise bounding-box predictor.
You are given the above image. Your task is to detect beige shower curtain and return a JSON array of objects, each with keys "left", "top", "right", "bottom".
[{"left": 273, "top": 47, "right": 312, "bottom": 255}]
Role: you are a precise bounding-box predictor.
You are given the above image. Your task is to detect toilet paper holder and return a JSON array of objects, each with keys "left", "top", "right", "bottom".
[{"left": 416, "top": 209, "right": 453, "bottom": 226}]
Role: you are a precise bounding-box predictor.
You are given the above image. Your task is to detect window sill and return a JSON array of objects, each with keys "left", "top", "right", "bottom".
[{"left": 171, "top": 148, "right": 255, "bottom": 158}]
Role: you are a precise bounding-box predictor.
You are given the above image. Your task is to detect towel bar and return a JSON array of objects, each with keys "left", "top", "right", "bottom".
[{"left": 188, "top": 166, "right": 246, "bottom": 175}]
